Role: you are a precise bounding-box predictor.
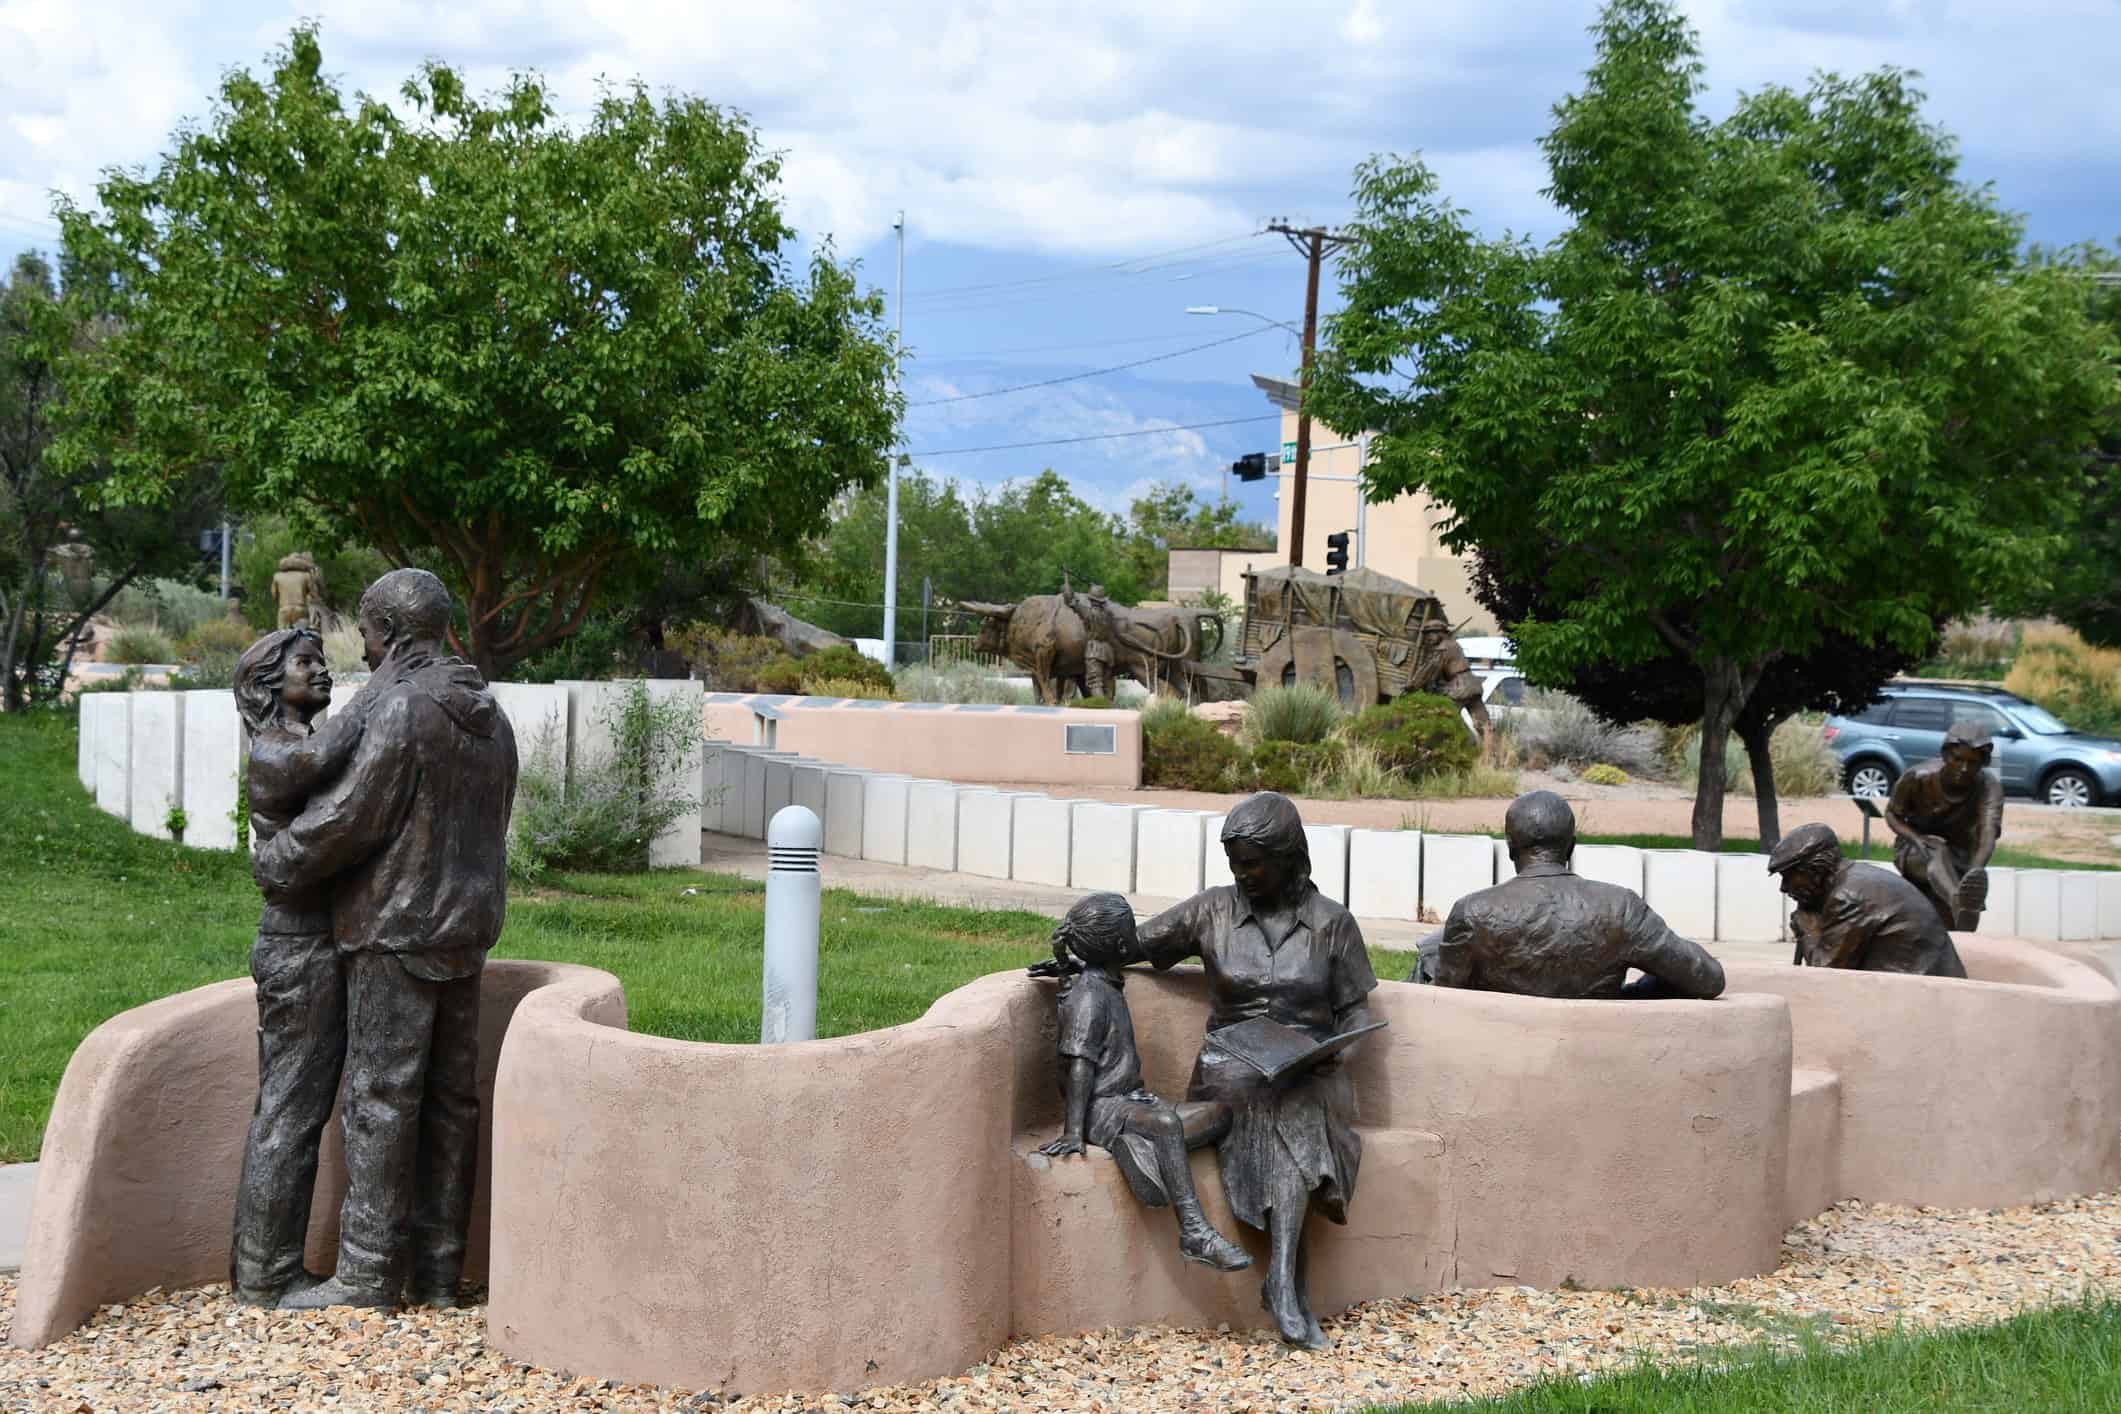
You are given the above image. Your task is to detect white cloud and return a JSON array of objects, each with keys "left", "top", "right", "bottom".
[{"left": 6, "top": 0, "right": 2118, "bottom": 263}]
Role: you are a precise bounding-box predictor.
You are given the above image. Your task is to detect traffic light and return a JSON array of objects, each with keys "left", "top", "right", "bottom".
[
  {"left": 1325, "top": 531, "right": 1351, "bottom": 575},
  {"left": 1230, "top": 452, "right": 1270, "bottom": 483}
]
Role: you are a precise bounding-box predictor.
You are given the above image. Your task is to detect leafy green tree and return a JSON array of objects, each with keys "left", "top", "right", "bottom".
[
  {"left": 51, "top": 28, "right": 899, "bottom": 679},
  {"left": 1311, "top": 0, "right": 2114, "bottom": 847},
  {"left": 1121, "top": 483, "right": 1273, "bottom": 595},
  {"left": 1, "top": 252, "right": 218, "bottom": 709}
]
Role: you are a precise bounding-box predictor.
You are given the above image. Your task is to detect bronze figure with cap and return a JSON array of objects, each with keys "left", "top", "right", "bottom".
[
  {"left": 1884, "top": 721, "right": 2004, "bottom": 931},
  {"left": 1768, "top": 822, "right": 1967, "bottom": 977}
]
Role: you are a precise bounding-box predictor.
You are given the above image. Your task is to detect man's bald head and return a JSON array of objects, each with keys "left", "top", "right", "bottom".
[{"left": 1504, "top": 789, "right": 1576, "bottom": 870}]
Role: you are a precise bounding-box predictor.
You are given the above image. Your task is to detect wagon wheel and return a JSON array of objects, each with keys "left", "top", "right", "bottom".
[{"left": 1255, "top": 627, "right": 1380, "bottom": 709}]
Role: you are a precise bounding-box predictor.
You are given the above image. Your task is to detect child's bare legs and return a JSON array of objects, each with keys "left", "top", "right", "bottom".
[{"left": 1133, "top": 1101, "right": 1249, "bottom": 1271}]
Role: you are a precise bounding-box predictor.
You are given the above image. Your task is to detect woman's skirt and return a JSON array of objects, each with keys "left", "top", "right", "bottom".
[{"left": 1187, "top": 1034, "right": 1361, "bottom": 1231}]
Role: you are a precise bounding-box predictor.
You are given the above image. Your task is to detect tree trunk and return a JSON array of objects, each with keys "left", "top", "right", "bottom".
[
  {"left": 1690, "top": 658, "right": 1745, "bottom": 851},
  {"left": 1740, "top": 714, "right": 1784, "bottom": 849}
]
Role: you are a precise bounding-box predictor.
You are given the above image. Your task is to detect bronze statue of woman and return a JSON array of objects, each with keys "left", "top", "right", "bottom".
[
  {"left": 1128, "top": 791, "right": 1379, "bottom": 1349},
  {"left": 226, "top": 629, "right": 377, "bottom": 1304}
]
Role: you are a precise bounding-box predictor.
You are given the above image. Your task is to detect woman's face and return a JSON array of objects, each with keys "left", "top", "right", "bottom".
[
  {"left": 279, "top": 641, "right": 333, "bottom": 717},
  {"left": 1224, "top": 840, "right": 1293, "bottom": 904}
]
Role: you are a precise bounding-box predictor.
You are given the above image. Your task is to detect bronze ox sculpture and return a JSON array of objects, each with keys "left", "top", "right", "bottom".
[{"left": 961, "top": 595, "right": 1213, "bottom": 704}]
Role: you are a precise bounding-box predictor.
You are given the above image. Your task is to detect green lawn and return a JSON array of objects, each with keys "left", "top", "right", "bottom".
[
  {"left": 0, "top": 710, "right": 1415, "bottom": 1162},
  {"left": 1388, "top": 1296, "right": 2121, "bottom": 1412}
]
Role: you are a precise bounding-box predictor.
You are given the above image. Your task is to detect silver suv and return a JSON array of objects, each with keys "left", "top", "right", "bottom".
[{"left": 1823, "top": 683, "right": 2121, "bottom": 808}]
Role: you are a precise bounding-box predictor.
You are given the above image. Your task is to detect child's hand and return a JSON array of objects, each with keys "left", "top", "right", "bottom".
[{"left": 1037, "top": 1133, "right": 1085, "bottom": 1158}]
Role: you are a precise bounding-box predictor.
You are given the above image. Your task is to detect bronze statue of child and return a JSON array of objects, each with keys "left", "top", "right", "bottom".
[{"left": 1032, "top": 892, "right": 1252, "bottom": 1272}]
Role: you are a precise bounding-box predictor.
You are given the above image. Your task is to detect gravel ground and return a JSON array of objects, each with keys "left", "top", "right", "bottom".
[{"left": 5, "top": 1193, "right": 2117, "bottom": 1412}]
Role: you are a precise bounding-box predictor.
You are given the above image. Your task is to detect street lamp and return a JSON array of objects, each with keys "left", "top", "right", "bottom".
[{"left": 1186, "top": 305, "right": 1301, "bottom": 335}]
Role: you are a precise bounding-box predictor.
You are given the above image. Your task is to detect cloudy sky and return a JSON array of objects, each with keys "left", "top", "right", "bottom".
[{"left": 5, "top": 0, "right": 2119, "bottom": 532}]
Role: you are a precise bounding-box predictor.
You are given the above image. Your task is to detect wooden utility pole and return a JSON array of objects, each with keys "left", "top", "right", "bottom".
[{"left": 1266, "top": 223, "right": 1354, "bottom": 568}]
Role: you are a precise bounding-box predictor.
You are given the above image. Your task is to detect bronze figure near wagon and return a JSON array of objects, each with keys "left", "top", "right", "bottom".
[{"left": 958, "top": 565, "right": 1491, "bottom": 732}]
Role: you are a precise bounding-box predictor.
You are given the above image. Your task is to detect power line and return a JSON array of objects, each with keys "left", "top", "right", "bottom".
[
  {"left": 920, "top": 327, "right": 1254, "bottom": 360},
  {"left": 905, "top": 232, "right": 1264, "bottom": 301},
  {"left": 907, "top": 326, "right": 1279, "bottom": 407},
  {"left": 905, "top": 248, "right": 1288, "bottom": 318},
  {"left": 909, "top": 414, "right": 1279, "bottom": 458}
]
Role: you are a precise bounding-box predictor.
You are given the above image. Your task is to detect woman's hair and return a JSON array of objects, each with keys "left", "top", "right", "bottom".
[
  {"left": 1055, "top": 891, "right": 1139, "bottom": 969},
  {"left": 233, "top": 627, "right": 323, "bottom": 735},
  {"left": 1219, "top": 790, "right": 1313, "bottom": 895}
]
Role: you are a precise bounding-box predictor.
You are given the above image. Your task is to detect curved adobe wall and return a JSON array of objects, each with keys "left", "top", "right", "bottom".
[
  {"left": 486, "top": 967, "right": 1791, "bottom": 1395},
  {"left": 484, "top": 969, "right": 1019, "bottom": 1397},
  {"left": 10, "top": 960, "right": 620, "bottom": 1350},
  {"left": 1724, "top": 940, "right": 2121, "bottom": 1211}
]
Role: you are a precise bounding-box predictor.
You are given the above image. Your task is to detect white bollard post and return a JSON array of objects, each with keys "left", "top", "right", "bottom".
[{"left": 762, "top": 804, "right": 823, "bottom": 1044}]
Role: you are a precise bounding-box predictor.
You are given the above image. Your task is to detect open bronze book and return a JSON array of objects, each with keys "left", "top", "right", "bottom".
[{"left": 1207, "top": 1016, "right": 1388, "bottom": 1086}]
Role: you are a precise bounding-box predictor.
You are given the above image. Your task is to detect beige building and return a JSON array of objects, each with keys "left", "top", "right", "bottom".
[{"left": 1219, "top": 374, "right": 1492, "bottom": 632}]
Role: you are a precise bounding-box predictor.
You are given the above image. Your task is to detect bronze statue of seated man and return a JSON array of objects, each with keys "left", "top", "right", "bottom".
[
  {"left": 1413, "top": 790, "right": 1725, "bottom": 1000},
  {"left": 1768, "top": 822, "right": 1968, "bottom": 977}
]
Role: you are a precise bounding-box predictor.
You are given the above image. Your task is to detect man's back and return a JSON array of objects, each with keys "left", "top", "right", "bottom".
[
  {"left": 1797, "top": 865, "right": 1967, "bottom": 977},
  {"left": 1435, "top": 863, "right": 1725, "bottom": 1000}
]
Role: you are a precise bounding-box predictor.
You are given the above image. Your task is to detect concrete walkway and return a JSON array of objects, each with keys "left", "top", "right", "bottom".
[
  {"left": 1, "top": 1162, "right": 35, "bottom": 1274},
  {"left": 699, "top": 831, "right": 1793, "bottom": 968}
]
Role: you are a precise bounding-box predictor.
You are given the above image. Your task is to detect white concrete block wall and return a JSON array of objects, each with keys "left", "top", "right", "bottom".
[
  {"left": 860, "top": 774, "right": 914, "bottom": 865},
  {"left": 180, "top": 690, "right": 243, "bottom": 852},
  {"left": 1493, "top": 838, "right": 1516, "bottom": 884},
  {"left": 908, "top": 781, "right": 973, "bottom": 872},
  {"left": 958, "top": 790, "right": 1028, "bottom": 880},
  {"left": 716, "top": 747, "right": 759, "bottom": 835},
  {"left": 2099, "top": 874, "right": 2121, "bottom": 945},
  {"left": 1714, "top": 853, "right": 1785, "bottom": 943},
  {"left": 1201, "top": 814, "right": 1233, "bottom": 889},
  {"left": 1572, "top": 843, "right": 1644, "bottom": 894},
  {"left": 560, "top": 680, "right": 622, "bottom": 778},
  {"left": 127, "top": 692, "right": 185, "bottom": 841},
  {"left": 1348, "top": 829, "right": 1421, "bottom": 921},
  {"left": 2060, "top": 873, "right": 2101, "bottom": 943},
  {"left": 1136, "top": 810, "right": 1210, "bottom": 900},
  {"left": 1644, "top": 850, "right": 1718, "bottom": 940},
  {"left": 489, "top": 682, "right": 571, "bottom": 772},
  {"left": 763, "top": 758, "right": 798, "bottom": 832},
  {"left": 1420, "top": 833, "right": 1494, "bottom": 923},
  {"left": 1304, "top": 824, "right": 1351, "bottom": 905},
  {"left": 790, "top": 762, "right": 830, "bottom": 842},
  {"left": 1012, "top": 796, "right": 1079, "bottom": 888},
  {"left": 93, "top": 693, "right": 132, "bottom": 818},
  {"left": 742, "top": 751, "right": 798, "bottom": 840},
  {"left": 1070, "top": 802, "right": 1145, "bottom": 893},
  {"left": 2017, "top": 868, "right": 2063, "bottom": 941},
  {"left": 1976, "top": 867, "right": 2020, "bottom": 940},
  {"left": 643, "top": 680, "right": 704, "bottom": 867},
  {"left": 823, "top": 769, "right": 868, "bottom": 858},
  {"left": 77, "top": 695, "right": 98, "bottom": 789}
]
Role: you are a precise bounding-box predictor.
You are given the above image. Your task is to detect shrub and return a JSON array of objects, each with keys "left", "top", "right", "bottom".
[
  {"left": 321, "top": 624, "right": 368, "bottom": 676},
  {"left": 798, "top": 645, "right": 893, "bottom": 693},
  {"left": 1245, "top": 739, "right": 1344, "bottom": 795},
  {"left": 1924, "top": 617, "right": 2021, "bottom": 681},
  {"left": 168, "top": 651, "right": 239, "bottom": 690},
  {"left": 895, "top": 662, "right": 1033, "bottom": 705},
  {"left": 1582, "top": 763, "right": 1629, "bottom": 786},
  {"left": 1144, "top": 707, "right": 1245, "bottom": 791},
  {"left": 178, "top": 618, "right": 253, "bottom": 659},
  {"left": 1508, "top": 690, "right": 1665, "bottom": 777},
  {"left": 802, "top": 675, "right": 895, "bottom": 701},
  {"left": 2006, "top": 626, "right": 2121, "bottom": 736},
  {"left": 1343, "top": 692, "right": 1479, "bottom": 782},
  {"left": 1244, "top": 682, "right": 1343, "bottom": 746},
  {"left": 669, "top": 626, "right": 781, "bottom": 690},
  {"left": 1677, "top": 717, "right": 1839, "bottom": 797},
  {"left": 507, "top": 681, "right": 701, "bottom": 881},
  {"left": 1073, "top": 695, "right": 1115, "bottom": 710},
  {"left": 106, "top": 627, "right": 175, "bottom": 664},
  {"left": 512, "top": 612, "right": 633, "bottom": 683},
  {"left": 1138, "top": 694, "right": 1194, "bottom": 735}
]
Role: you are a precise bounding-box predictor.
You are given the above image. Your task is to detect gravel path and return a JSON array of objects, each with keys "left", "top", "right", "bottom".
[{"left": 5, "top": 1193, "right": 2116, "bottom": 1412}]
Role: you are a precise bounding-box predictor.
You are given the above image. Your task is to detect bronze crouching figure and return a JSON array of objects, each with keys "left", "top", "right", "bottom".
[
  {"left": 1769, "top": 823, "right": 1968, "bottom": 977},
  {"left": 1885, "top": 722, "right": 2004, "bottom": 931}
]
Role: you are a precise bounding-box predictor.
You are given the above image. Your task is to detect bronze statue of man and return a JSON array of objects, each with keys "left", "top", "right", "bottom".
[
  {"left": 1767, "top": 823, "right": 1968, "bottom": 977},
  {"left": 1061, "top": 571, "right": 1121, "bottom": 699},
  {"left": 1418, "top": 790, "right": 1725, "bottom": 999},
  {"left": 254, "top": 568, "right": 518, "bottom": 1309},
  {"left": 1885, "top": 722, "right": 2004, "bottom": 931}
]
